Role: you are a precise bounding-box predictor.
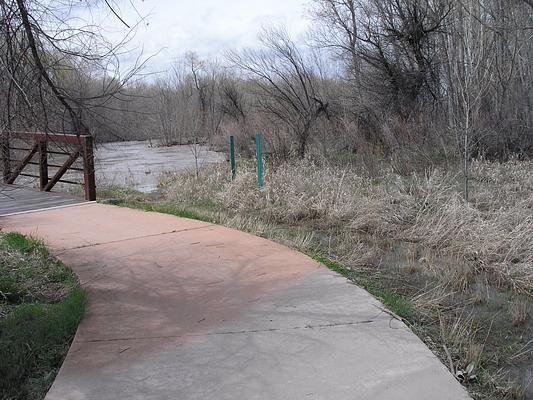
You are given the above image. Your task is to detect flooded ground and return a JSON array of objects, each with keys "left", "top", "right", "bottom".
[{"left": 94, "top": 141, "right": 224, "bottom": 192}]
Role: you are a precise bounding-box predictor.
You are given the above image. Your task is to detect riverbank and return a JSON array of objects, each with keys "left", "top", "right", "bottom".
[{"left": 102, "top": 158, "right": 533, "bottom": 400}]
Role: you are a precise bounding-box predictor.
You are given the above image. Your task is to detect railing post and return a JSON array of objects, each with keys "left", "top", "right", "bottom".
[
  {"left": 255, "top": 132, "right": 263, "bottom": 189},
  {"left": 229, "top": 135, "right": 236, "bottom": 180},
  {"left": 81, "top": 135, "right": 96, "bottom": 201},
  {"left": 38, "top": 139, "right": 48, "bottom": 190},
  {"left": 1, "top": 134, "right": 10, "bottom": 182}
]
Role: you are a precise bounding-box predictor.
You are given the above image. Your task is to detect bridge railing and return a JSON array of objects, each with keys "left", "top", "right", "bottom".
[{"left": 0, "top": 131, "right": 96, "bottom": 201}]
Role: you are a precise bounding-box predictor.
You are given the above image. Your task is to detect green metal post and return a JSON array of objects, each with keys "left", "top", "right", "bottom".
[
  {"left": 229, "top": 135, "right": 236, "bottom": 180},
  {"left": 255, "top": 132, "right": 263, "bottom": 189}
]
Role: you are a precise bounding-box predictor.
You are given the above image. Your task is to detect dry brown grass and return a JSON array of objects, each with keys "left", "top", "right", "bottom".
[{"left": 509, "top": 299, "right": 529, "bottom": 326}]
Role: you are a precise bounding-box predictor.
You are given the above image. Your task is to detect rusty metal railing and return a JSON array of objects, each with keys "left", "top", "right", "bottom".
[{"left": 0, "top": 131, "right": 96, "bottom": 201}]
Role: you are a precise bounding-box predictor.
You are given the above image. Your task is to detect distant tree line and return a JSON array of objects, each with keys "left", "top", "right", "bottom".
[{"left": 2, "top": 0, "right": 532, "bottom": 168}]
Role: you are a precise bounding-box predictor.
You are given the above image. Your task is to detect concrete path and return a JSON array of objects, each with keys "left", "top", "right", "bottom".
[{"left": 2, "top": 203, "right": 470, "bottom": 400}]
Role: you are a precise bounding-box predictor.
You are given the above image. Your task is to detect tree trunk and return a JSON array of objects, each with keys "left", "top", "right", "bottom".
[{"left": 298, "top": 134, "right": 307, "bottom": 159}]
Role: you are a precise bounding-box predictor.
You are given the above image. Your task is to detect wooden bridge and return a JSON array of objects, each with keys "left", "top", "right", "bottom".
[
  {"left": 0, "top": 184, "right": 89, "bottom": 216},
  {"left": 0, "top": 131, "right": 96, "bottom": 216}
]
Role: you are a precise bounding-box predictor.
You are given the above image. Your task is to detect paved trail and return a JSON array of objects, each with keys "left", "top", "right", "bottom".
[{"left": 2, "top": 203, "right": 470, "bottom": 400}]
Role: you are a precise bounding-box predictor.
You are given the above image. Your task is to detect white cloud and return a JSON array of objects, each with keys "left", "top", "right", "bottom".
[{"left": 99, "top": 0, "right": 311, "bottom": 73}]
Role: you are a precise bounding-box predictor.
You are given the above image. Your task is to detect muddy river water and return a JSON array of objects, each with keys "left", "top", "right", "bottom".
[{"left": 94, "top": 141, "right": 224, "bottom": 192}]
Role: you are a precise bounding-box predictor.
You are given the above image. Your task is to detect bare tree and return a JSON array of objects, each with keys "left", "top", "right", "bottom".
[
  {"left": 444, "top": 0, "right": 496, "bottom": 200},
  {"left": 0, "top": 0, "right": 144, "bottom": 136},
  {"left": 311, "top": 0, "right": 361, "bottom": 75},
  {"left": 312, "top": 0, "right": 450, "bottom": 114},
  {"left": 229, "top": 27, "right": 329, "bottom": 158},
  {"left": 154, "top": 79, "right": 181, "bottom": 146}
]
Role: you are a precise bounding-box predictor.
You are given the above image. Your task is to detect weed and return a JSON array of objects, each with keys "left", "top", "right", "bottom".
[
  {"left": 509, "top": 385, "right": 527, "bottom": 400},
  {"left": 3, "top": 232, "right": 47, "bottom": 256},
  {"left": 508, "top": 299, "right": 529, "bottom": 326}
]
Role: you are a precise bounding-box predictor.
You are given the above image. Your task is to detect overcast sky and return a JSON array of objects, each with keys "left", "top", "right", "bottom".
[{"left": 98, "top": 0, "right": 312, "bottom": 73}]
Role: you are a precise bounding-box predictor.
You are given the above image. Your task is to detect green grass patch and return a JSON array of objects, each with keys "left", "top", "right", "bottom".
[
  {"left": 0, "top": 233, "right": 86, "bottom": 400},
  {"left": 0, "top": 234, "right": 77, "bottom": 305},
  {"left": 103, "top": 199, "right": 217, "bottom": 224},
  {"left": 311, "top": 254, "right": 413, "bottom": 321},
  {"left": 3, "top": 232, "right": 47, "bottom": 256}
]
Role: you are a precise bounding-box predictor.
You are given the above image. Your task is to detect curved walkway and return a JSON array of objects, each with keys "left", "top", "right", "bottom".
[{"left": 3, "top": 203, "right": 470, "bottom": 400}]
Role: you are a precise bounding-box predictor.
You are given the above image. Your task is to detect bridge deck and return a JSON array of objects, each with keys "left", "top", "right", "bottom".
[{"left": 0, "top": 184, "right": 89, "bottom": 216}]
